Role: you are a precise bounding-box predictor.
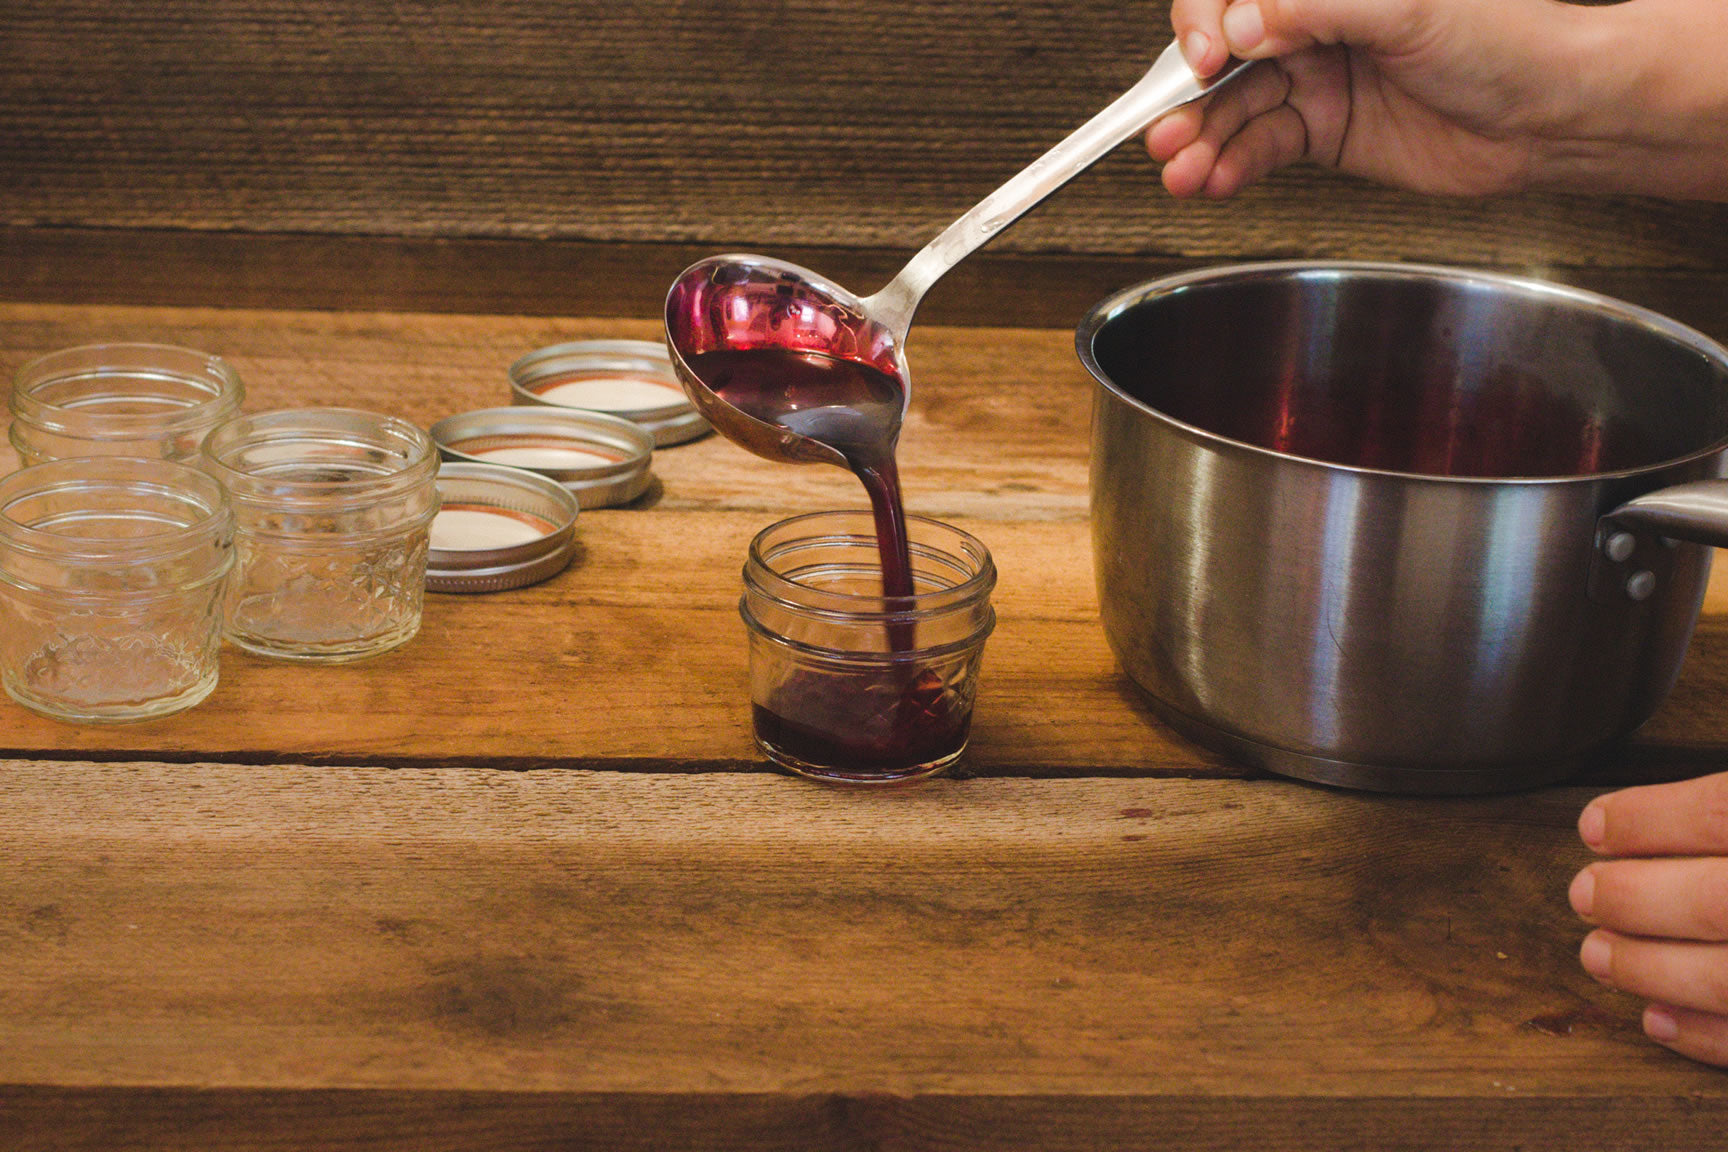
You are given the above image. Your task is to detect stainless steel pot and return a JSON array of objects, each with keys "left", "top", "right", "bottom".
[{"left": 1078, "top": 261, "right": 1728, "bottom": 793}]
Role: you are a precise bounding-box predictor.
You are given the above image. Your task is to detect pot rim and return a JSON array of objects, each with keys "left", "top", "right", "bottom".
[{"left": 1076, "top": 259, "right": 1728, "bottom": 487}]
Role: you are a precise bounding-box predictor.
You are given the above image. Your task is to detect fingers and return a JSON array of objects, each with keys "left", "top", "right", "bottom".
[
  {"left": 1580, "top": 929, "right": 1728, "bottom": 1017},
  {"left": 1572, "top": 774, "right": 1728, "bottom": 1069},
  {"left": 1170, "top": 0, "right": 1234, "bottom": 77},
  {"left": 1203, "top": 105, "right": 1310, "bottom": 198},
  {"left": 1580, "top": 772, "right": 1728, "bottom": 857},
  {"left": 1207, "top": 0, "right": 1439, "bottom": 60},
  {"left": 1145, "top": 104, "right": 1205, "bottom": 165},
  {"left": 1149, "top": 62, "right": 1307, "bottom": 198},
  {"left": 1644, "top": 1003, "right": 1728, "bottom": 1068},
  {"left": 1172, "top": 0, "right": 1372, "bottom": 66},
  {"left": 1147, "top": 50, "right": 1351, "bottom": 199},
  {"left": 1168, "top": 0, "right": 1327, "bottom": 73},
  {"left": 1571, "top": 857, "right": 1728, "bottom": 941}
]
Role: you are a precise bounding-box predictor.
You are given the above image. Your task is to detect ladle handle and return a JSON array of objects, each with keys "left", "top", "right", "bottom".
[{"left": 863, "top": 41, "right": 1251, "bottom": 343}]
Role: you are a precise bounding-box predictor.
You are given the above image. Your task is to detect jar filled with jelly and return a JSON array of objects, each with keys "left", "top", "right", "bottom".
[{"left": 739, "top": 510, "right": 996, "bottom": 785}]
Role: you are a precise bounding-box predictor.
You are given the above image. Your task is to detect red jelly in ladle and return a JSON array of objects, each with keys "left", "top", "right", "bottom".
[
  {"left": 663, "top": 43, "right": 1248, "bottom": 780},
  {"left": 663, "top": 39, "right": 1250, "bottom": 515}
]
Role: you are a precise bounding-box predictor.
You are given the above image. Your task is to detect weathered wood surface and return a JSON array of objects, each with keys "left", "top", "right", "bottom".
[
  {"left": 5, "top": 2, "right": 1728, "bottom": 326},
  {"left": 2, "top": 300, "right": 1727, "bottom": 783},
  {"left": 1, "top": 764, "right": 1724, "bottom": 1152},
  {"left": 4, "top": 2, "right": 1728, "bottom": 1142},
  {"left": 1, "top": 298, "right": 1727, "bottom": 1147}
]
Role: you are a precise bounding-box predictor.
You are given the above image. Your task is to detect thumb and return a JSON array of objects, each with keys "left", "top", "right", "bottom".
[{"left": 1220, "top": 0, "right": 1441, "bottom": 59}]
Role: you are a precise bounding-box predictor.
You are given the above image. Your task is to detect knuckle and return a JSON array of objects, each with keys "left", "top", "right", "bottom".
[{"left": 1262, "top": 0, "right": 1298, "bottom": 25}]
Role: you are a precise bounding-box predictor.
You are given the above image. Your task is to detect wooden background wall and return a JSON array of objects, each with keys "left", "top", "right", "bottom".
[{"left": 4, "top": 0, "right": 1728, "bottom": 332}]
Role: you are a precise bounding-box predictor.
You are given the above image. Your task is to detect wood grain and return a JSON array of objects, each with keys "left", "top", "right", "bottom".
[
  {"left": 2, "top": 301, "right": 1727, "bottom": 786},
  {"left": 5, "top": 1, "right": 1728, "bottom": 325},
  {"left": 10, "top": 227, "right": 1728, "bottom": 341},
  {"left": 4, "top": 1089, "right": 1727, "bottom": 1152},
  {"left": 4, "top": 7, "right": 1728, "bottom": 1144},
  {"left": 0, "top": 763, "right": 1723, "bottom": 1151}
]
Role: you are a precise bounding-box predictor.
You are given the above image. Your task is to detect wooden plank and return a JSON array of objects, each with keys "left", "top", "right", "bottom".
[
  {"left": 2, "top": 1089, "right": 1726, "bottom": 1152},
  {"left": 0, "top": 506, "right": 1198, "bottom": 774},
  {"left": 0, "top": 229, "right": 1255, "bottom": 336},
  {"left": 1, "top": 301, "right": 1727, "bottom": 782},
  {"left": 4, "top": 1, "right": 1728, "bottom": 278},
  {"left": 10, "top": 228, "right": 1728, "bottom": 341},
  {"left": 0, "top": 303, "right": 1132, "bottom": 771},
  {"left": 0, "top": 226, "right": 1214, "bottom": 331},
  {"left": 0, "top": 764, "right": 1722, "bottom": 1149},
  {"left": 0, "top": 496, "right": 1712, "bottom": 779}
]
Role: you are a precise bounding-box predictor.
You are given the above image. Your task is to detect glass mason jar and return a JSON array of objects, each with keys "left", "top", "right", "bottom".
[
  {"left": 740, "top": 510, "right": 997, "bottom": 785},
  {"left": 200, "top": 408, "right": 439, "bottom": 662},
  {"left": 0, "top": 457, "right": 234, "bottom": 723},
  {"left": 10, "top": 342, "right": 245, "bottom": 465}
]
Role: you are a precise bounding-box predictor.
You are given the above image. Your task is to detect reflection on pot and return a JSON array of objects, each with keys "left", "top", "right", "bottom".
[{"left": 1079, "top": 261, "right": 1728, "bottom": 794}]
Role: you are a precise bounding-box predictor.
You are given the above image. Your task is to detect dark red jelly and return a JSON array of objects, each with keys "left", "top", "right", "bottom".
[
  {"left": 752, "top": 666, "right": 970, "bottom": 782},
  {"left": 689, "top": 345, "right": 981, "bottom": 781},
  {"left": 686, "top": 346, "right": 915, "bottom": 602}
]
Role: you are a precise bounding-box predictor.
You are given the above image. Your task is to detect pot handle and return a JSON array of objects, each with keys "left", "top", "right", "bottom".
[
  {"left": 1605, "top": 479, "right": 1728, "bottom": 549},
  {"left": 1593, "top": 479, "right": 1728, "bottom": 603}
]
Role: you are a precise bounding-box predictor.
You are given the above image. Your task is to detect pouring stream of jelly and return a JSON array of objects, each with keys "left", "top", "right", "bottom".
[
  {"left": 685, "top": 346, "right": 915, "bottom": 607},
  {"left": 668, "top": 42, "right": 1261, "bottom": 777},
  {"left": 686, "top": 346, "right": 967, "bottom": 777}
]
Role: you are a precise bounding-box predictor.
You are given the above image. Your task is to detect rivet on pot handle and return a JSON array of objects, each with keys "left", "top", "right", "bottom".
[{"left": 1593, "top": 480, "right": 1728, "bottom": 602}]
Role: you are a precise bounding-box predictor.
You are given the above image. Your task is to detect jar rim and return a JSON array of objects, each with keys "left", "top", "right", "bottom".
[
  {"left": 10, "top": 342, "right": 245, "bottom": 440},
  {"left": 743, "top": 509, "right": 997, "bottom": 621},
  {"left": 201, "top": 407, "right": 439, "bottom": 509},
  {"left": 0, "top": 457, "right": 234, "bottom": 562}
]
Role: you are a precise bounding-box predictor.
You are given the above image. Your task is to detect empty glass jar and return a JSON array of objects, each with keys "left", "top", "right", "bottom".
[
  {"left": 10, "top": 342, "right": 245, "bottom": 465},
  {"left": 740, "top": 510, "right": 997, "bottom": 784},
  {"left": 0, "top": 457, "right": 234, "bottom": 723},
  {"left": 200, "top": 408, "right": 439, "bottom": 662}
]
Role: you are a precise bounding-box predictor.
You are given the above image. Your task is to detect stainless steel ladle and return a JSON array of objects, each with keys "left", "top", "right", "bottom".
[{"left": 663, "top": 42, "right": 1252, "bottom": 467}]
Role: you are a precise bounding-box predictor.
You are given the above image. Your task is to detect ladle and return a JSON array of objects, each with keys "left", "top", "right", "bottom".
[{"left": 663, "top": 42, "right": 1252, "bottom": 468}]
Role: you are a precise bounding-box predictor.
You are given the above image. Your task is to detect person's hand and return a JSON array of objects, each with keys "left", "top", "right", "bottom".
[
  {"left": 1147, "top": 0, "right": 1579, "bottom": 199},
  {"left": 1570, "top": 773, "right": 1728, "bottom": 1067},
  {"left": 1144, "top": 0, "right": 1728, "bottom": 202}
]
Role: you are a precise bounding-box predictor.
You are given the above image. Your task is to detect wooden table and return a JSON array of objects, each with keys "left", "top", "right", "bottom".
[{"left": 2, "top": 300, "right": 1726, "bottom": 1150}]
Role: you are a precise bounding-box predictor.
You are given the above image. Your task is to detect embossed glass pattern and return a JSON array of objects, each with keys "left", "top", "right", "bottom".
[
  {"left": 0, "top": 457, "right": 234, "bottom": 722},
  {"left": 201, "top": 408, "right": 439, "bottom": 662}
]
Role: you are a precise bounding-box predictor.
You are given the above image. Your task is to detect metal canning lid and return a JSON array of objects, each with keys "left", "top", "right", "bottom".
[
  {"left": 429, "top": 406, "right": 654, "bottom": 509},
  {"left": 426, "top": 462, "right": 579, "bottom": 594},
  {"left": 507, "top": 339, "right": 711, "bottom": 447}
]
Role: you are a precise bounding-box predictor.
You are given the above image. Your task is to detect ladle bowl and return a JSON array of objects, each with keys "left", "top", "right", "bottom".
[
  {"left": 664, "top": 42, "right": 1251, "bottom": 468},
  {"left": 662, "top": 254, "right": 903, "bottom": 469}
]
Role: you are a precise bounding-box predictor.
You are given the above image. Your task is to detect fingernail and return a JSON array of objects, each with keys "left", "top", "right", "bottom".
[
  {"left": 1580, "top": 932, "right": 1613, "bottom": 981},
  {"left": 1579, "top": 801, "right": 1606, "bottom": 849},
  {"left": 1569, "top": 867, "right": 1596, "bottom": 919},
  {"left": 1645, "top": 1004, "right": 1680, "bottom": 1042},
  {"left": 1182, "top": 30, "right": 1212, "bottom": 73},
  {"left": 1222, "top": 1, "right": 1266, "bottom": 54}
]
